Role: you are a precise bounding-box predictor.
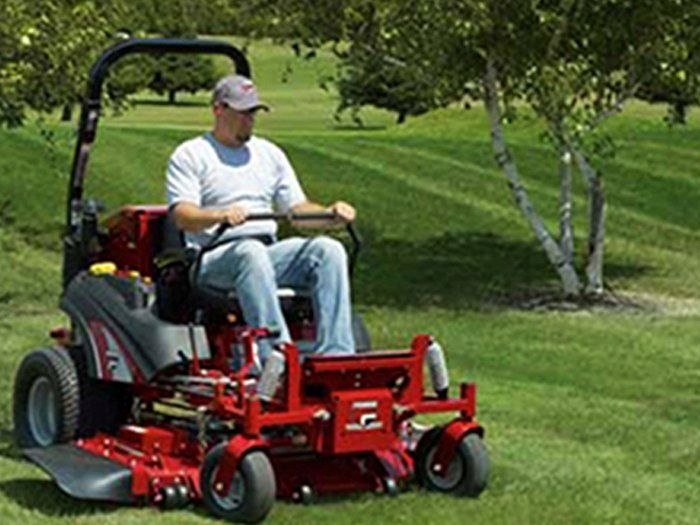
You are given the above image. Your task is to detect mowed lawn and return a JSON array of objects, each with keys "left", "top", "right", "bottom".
[{"left": 1, "top": 37, "right": 700, "bottom": 525}]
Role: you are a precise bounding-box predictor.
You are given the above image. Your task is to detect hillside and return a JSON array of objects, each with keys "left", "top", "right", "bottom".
[{"left": 0, "top": 38, "right": 699, "bottom": 525}]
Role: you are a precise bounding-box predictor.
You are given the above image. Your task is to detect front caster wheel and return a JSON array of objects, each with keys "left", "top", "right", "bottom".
[
  {"left": 415, "top": 430, "right": 489, "bottom": 497},
  {"left": 383, "top": 477, "right": 399, "bottom": 497},
  {"left": 294, "top": 484, "right": 313, "bottom": 505},
  {"left": 200, "top": 443, "right": 276, "bottom": 523}
]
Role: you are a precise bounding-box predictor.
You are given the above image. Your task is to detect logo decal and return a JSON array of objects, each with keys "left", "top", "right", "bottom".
[{"left": 345, "top": 400, "right": 383, "bottom": 432}]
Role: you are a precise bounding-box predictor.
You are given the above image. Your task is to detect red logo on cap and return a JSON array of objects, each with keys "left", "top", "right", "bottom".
[{"left": 241, "top": 83, "right": 255, "bottom": 93}]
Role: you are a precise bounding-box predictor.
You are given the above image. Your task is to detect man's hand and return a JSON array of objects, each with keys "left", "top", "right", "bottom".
[
  {"left": 290, "top": 200, "right": 356, "bottom": 228},
  {"left": 220, "top": 203, "right": 248, "bottom": 226},
  {"left": 328, "top": 201, "right": 356, "bottom": 223}
]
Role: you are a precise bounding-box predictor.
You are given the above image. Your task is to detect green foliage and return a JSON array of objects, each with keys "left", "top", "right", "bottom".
[
  {"left": 636, "top": 4, "right": 700, "bottom": 126},
  {"left": 105, "top": 55, "right": 157, "bottom": 114},
  {"left": 247, "top": 0, "right": 700, "bottom": 141},
  {"left": 148, "top": 52, "right": 217, "bottom": 104},
  {"left": 0, "top": 0, "right": 134, "bottom": 127},
  {"left": 123, "top": 0, "right": 241, "bottom": 36},
  {"left": 0, "top": 0, "right": 244, "bottom": 127},
  {"left": 330, "top": 2, "right": 469, "bottom": 124},
  {"left": 243, "top": 0, "right": 478, "bottom": 124}
]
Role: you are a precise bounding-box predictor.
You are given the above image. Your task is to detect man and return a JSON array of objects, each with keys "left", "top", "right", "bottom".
[{"left": 166, "top": 74, "right": 356, "bottom": 362}]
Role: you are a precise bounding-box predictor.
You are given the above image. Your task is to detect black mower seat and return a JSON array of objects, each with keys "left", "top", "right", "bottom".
[{"left": 154, "top": 210, "right": 313, "bottom": 323}]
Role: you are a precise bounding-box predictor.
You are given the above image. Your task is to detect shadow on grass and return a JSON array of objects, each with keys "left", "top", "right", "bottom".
[
  {"left": 0, "top": 429, "right": 22, "bottom": 462},
  {"left": 354, "top": 230, "right": 651, "bottom": 310},
  {"left": 0, "top": 429, "right": 119, "bottom": 517},
  {"left": 0, "top": 479, "right": 122, "bottom": 517},
  {"left": 330, "top": 124, "right": 388, "bottom": 132}
]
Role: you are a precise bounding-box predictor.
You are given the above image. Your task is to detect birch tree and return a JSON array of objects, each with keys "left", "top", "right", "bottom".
[{"left": 244, "top": 0, "right": 700, "bottom": 297}]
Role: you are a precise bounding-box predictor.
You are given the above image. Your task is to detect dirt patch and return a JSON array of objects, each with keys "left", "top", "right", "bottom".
[
  {"left": 490, "top": 289, "right": 640, "bottom": 313},
  {"left": 488, "top": 288, "right": 700, "bottom": 315},
  {"left": 623, "top": 292, "right": 700, "bottom": 317}
]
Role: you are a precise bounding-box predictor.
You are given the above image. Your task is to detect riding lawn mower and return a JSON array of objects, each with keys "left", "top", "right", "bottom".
[{"left": 12, "top": 38, "right": 489, "bottom": 523}]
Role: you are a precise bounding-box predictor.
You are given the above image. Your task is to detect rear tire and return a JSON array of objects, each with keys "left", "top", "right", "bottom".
[
  {"left": 13, "top": 347, "right": 80, "bottom": 448},
  {"left": 415, "top": 429, "right": 489, "bottom": 497},
  {"left": 200, "top": 443, "right": 276, "bottom": 523}
]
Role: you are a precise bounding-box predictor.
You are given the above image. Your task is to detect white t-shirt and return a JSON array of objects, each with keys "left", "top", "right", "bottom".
[{"left": 166, "top": 133, "right": 306, "bottom": 247}]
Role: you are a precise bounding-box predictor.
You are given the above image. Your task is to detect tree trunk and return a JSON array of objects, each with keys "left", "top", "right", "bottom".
[
  {"left": 573, "top": 149, "right": 605, "bottom": 295},
  {"left": 61, "top": 103, "right": 73, "bottom": 122},
  {"left": 558, "top": 147, "right": 574, "bottom": 266},
  {"left": 483, "top": 59, "right": 581, "bottom": 296},
  {"left": 168, "top": 90, "right": 176, "bottom": 104}
]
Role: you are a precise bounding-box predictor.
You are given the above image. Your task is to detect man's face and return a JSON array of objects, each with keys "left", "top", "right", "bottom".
[{"left": 215, "top": 103, "right": 258, "bottom": 144}]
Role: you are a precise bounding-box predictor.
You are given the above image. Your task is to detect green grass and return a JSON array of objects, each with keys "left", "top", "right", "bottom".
[{"left": 1, "top": 37, "right": 700, "bottom": 525}]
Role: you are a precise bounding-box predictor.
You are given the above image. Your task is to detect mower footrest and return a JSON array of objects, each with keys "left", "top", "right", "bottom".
[{"left": 24, "top": 444, "right": 134, "bottom": 503}]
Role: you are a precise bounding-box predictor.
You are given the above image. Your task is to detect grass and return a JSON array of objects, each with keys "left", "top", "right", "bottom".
[{"left": 1, "top": 37, "right": 700, "bottom": 525}]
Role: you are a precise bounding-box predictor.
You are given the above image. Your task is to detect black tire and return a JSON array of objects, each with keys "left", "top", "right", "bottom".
[
  {"left": 415, "top": 429, "right": 489, "bottom": 497},
  {"left": 13, "top": 347, "right": 80, "bottom": 448},
  {"left": 200, "top": 443, "right": 276, "bottom": 523},
  {"left": 352, "top": 311, "right": 371, "bottom": 353},
  {"left": 68, "top": 346, "right": 132, "bottom": 437}
]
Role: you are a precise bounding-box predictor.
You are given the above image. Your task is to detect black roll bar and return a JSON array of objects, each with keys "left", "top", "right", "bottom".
[{"left": 66, "top": 38, "right": 250, "bottom": 235}]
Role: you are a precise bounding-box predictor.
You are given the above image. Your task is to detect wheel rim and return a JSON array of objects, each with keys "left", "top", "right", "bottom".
[
  {"left": 425, "top": 446, "right": 464, "bottom": 490},
  {"left": 27, "top": 376, "right": 58, "bottom": 446},
  {"left": 210, "top": 468, "right": 245, "bottom": 511}
]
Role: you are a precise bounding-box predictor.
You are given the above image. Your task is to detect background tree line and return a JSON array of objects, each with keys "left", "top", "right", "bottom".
[{"left": 0, "top": 0, "right": 240, "bottom": 126}]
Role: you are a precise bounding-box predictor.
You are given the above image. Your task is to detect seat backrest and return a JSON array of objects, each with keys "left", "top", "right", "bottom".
[
  {"left": 153, "top": 209, "right": 193, "bottom": 323},
  {"left": 157, "top": 208, "right": 186, "bottom": 253}
]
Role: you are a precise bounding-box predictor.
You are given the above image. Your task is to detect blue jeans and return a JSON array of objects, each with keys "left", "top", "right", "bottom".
[{"left": 198, "top": 236, "right": 355, "bottom": 361}]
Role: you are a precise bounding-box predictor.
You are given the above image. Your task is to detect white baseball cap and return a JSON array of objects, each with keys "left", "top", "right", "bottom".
[{"left": 212, "top": 74, "right": 270, "bottom": 111}]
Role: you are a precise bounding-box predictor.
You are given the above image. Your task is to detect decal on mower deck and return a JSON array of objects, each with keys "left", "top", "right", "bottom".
[
  {"left": 345, "top": 401, "right": 383, "bottom": 432},
  {"left": 328, "top": 389, "right": 393, "bottom": 453}
]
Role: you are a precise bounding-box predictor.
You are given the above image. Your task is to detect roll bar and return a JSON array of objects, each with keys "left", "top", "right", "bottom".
[{"left": 66, "top": 38, "right": 250, "bottom": 235}]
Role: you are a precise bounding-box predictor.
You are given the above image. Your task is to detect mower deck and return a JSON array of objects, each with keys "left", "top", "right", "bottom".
[{"left": 25, "top": 444, "right": 134, "bottom": 503}]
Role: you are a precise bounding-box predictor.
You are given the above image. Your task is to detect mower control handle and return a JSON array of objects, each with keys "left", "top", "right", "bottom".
[
  {"left": 213, "top": 211, "right": 342, "bottom": 237},
  {"left": 199, "top": 211, "right": 362, "bottom": 279}
]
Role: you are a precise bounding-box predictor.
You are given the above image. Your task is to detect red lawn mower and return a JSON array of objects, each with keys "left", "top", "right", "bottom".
[{"left": 12, "top": 38, "right": 489, "bottom": 523}]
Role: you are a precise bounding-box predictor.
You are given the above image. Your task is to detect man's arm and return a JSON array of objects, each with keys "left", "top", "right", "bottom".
[
  {"left": 291, "top": 200, "right": 356, "bottom": 228},
  {"left": 267, "top": 141, "right": 355, "bottom": 227},
  {"left": 172, "top": 201, "right": 248, "bottom": 233}
]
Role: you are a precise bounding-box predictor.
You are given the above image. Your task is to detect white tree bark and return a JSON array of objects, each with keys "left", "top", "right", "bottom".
[
  {"left": 483, "top": 59, "right": 581, "bottom": 296},
  {"left": 573, "top": 148, "right": 605, "bottom": 295},
  {"left": 558, "top": 147, "right": 575, "bottom": 266}
]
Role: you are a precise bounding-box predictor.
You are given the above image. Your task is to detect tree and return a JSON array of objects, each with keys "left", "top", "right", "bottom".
[
  {"left": 125, "top": 0, "right": 241, "bottom": 36},
  {"left": 0, "top": 0, "right": 135, "bottom": 127},
  {"left": 126, "top": 1, "right": 222, "bottom": 105},
  {"left": 148, "top": 51, "right": 216, "bottom": 104},
  {"left": 0, "top": 0, "right": 237, "bottom": 126},
  {"left": 636, "top": 8, "right": 700, "bottom": 125},
  {"left": 244, "top": 0, "right": 700, "bottom": 297}
]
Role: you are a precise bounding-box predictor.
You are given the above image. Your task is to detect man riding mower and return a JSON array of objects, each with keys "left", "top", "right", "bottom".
[{"left": 12, "top": 38, "right": 489, "bottom": 524}]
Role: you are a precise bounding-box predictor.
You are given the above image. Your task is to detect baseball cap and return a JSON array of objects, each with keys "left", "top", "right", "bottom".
[{"left": 212, "top": 74, "right": 270, "bottom": 111}]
